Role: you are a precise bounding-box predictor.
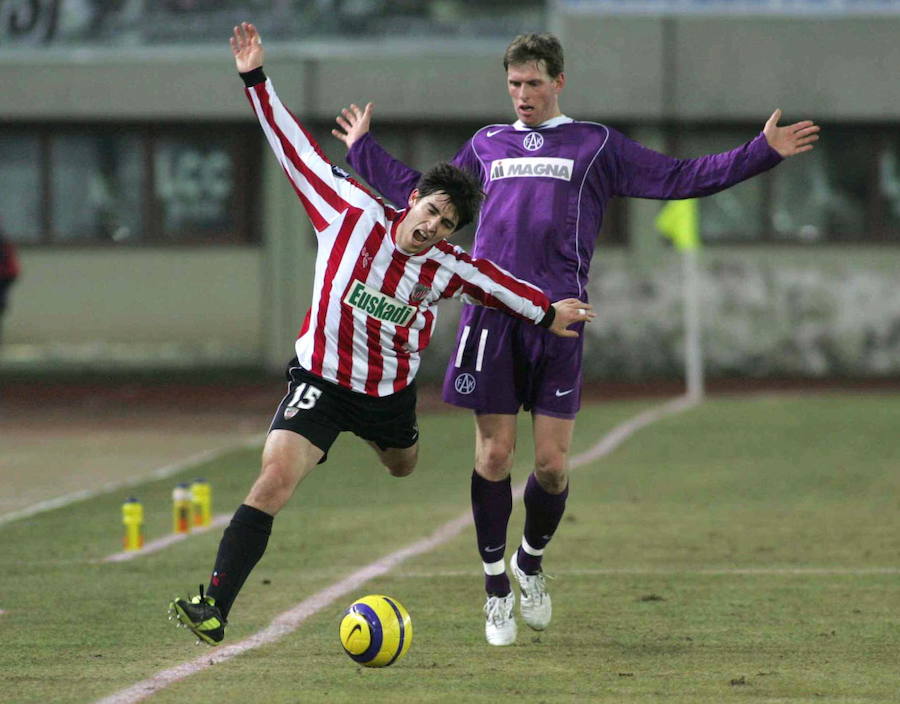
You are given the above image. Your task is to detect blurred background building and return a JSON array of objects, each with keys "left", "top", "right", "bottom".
[{"left": 1, "top": 0, "right": 898, "bottom": 382}]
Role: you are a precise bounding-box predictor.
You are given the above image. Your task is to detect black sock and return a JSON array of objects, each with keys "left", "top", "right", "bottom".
[{"left": 206, "top": 504, "right": 274, "bottom": 620}]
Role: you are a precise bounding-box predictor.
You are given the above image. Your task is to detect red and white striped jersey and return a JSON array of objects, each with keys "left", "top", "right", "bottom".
[{"left": 246, "top": 78, "right": 551, "bottom": 397}]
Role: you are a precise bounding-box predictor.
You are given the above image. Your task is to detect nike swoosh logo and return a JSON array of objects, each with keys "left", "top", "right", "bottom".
[
  {"left": 555, "top": 389, "right": 574, "bottom": 397},
  {"left": 486, "top": 129, "right": 503, "bottom": 137},
  {"left": 349, "top": 623, "right": 362, "bottom": 637},
  {"left": 484, "top": 544, "right": 505, "bottom": 553}
]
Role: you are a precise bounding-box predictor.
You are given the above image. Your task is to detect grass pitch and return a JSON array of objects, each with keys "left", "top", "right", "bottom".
[{"left": 1, "top": 393, "right": 898, "bottom": 703}]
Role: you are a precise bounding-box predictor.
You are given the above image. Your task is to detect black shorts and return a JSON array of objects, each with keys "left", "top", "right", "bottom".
[{"left": 268, "top": 360, "right": 419, "bottom": 464}]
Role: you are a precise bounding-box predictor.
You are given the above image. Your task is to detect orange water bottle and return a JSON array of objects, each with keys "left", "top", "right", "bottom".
[
  {"left": 122, "top": 497, "right": 144, "bottom": 551},
  {"left": 172, "top": 483, "right": 191, "bottom": 534}
]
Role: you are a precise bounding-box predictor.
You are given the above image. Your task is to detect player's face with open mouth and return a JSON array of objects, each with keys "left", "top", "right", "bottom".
[
  {"left": 396, "top": 190, "right": 459, "bottom": 254},
  {"left": 507, "top": 60, "right": 565, "bottom": 126}
]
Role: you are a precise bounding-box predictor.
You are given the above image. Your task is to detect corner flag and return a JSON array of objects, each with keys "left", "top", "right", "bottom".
[{"left": 655, "top": 199, "right": 700, "bottom": 251}]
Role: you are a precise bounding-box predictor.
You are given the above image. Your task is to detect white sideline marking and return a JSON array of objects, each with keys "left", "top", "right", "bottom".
[
  {"left": 101, "top": 514, "right": 232, "bottom": 563},
  {"left": 93, "top": 396, "right": 696, "bottom": 704},
  {"left": 388, "top": 566, "right": 900, "bottom": 578},
  {"left": 94, "top": 514, "right": 473, "bottom": 704},
  {"left": 0, "top": 436, "right": 262, "bottom": 528}
]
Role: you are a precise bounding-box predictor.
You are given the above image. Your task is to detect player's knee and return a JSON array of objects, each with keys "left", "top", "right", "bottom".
[
  {"left": 534, "top": 459, "right": 568, "bottom": 493},
  {"left": 476, "top": 445, "right": 515, "bottom": 479},
  {"left": 385, "top": 458, "right": 416, "bottom": 477},
  {"left": 386, "top": 460, "right": 416, "bottom": 477},
  {"left": 250, "top": 461, "right": 298, "bottom": 511},
  {"left": 384, "top": 447, "right": 417, "bottom": 477},
  {"left": 261, "top": 460, "right": 293, "bottom": 490}
]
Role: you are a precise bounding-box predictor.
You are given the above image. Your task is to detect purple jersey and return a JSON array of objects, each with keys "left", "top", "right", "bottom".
[{"left": 347, "top": 118, "right": 782, "bottom": 300}]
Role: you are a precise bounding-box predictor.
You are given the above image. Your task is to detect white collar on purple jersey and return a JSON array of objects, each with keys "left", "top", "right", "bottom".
[{"left": 511, "top": 115, "right": 573, "bottom": 131}]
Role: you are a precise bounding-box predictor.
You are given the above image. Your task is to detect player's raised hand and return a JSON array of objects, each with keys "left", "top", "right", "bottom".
[
  {"left": 332, "top": 102, "right": 374, "bottom": 150},
  {"left": 231, "top": 22, "right": 264, "bottom": 73},
  {"left": 548, "top": 298, "right": 596, "bottom": 338},
  {"left": 763, "top": 109, "right": 820, "bottom": 158}
]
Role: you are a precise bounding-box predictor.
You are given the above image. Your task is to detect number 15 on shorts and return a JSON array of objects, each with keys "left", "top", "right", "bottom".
[{"left": 287, "top": 383, "right": 322, "bottom": 412}]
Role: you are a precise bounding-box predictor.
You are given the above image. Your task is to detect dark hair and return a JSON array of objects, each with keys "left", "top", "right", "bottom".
[
  {"left": 415, "top": 162, "right": 483, "bottom": 231},
  {"left": 503, "top": 33, "right": 565, "bottom": 78}
]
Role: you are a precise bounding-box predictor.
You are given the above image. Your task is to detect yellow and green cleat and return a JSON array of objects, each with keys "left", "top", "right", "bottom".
[{"left": 168, "top": 585, "right": 226, "bottom": 646}]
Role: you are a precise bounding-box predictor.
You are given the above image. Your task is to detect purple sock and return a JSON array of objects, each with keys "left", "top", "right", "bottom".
[
  {"left": 471, "top": 470, "right": 512, "bottom": 596},
  {"left": 519, "top": 472, "right": 569, "bottom": 575}
]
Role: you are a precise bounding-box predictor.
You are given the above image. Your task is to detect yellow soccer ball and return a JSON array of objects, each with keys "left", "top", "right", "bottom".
[{"left": 339, "top": 594, "right": 413, "bottom": 667}]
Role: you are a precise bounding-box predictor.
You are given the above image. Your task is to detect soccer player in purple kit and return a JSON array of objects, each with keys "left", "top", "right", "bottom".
[{"left": 333, "top": 33, "right": 819, "bottom": 646}]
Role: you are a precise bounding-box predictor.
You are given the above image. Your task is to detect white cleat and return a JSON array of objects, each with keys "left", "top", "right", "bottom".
[
  {"left": 484, "top": 593, "right": 517, "bottom": 646},
  {"left": 510, "top": 553, "right": 552, "bottom": 631}
]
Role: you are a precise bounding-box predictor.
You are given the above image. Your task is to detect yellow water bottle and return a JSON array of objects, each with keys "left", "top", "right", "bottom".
[
  {"left": 191, "top": 478, "right": 212, "bottom": 528},
  {"left": 172, "top": 483, "right": 191, "bottom": 534},
  {"left": 122, "top": 497, "right": 143, "bottom": 551}
]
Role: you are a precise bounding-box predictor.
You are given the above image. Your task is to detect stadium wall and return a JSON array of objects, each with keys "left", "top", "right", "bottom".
[{"left": 1, "top": 13, "right": 898, "bottom": 379}]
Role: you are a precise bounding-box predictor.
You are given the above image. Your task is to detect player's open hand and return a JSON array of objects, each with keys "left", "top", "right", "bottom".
[
  {"left": 332, "top": 102, "right": 374, "bottom": 150},
  {"left": 231, "top": 22, "right": 264, "bottom": 74},
  {"left": 763, "top": 109, "right": 820, "bottom": 158},
  {"left": 549, "top": 298, "right": 596, "bottom": 338}
]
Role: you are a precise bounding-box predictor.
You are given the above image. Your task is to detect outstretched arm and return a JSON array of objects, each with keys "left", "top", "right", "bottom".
[
  {"left": 610, "top": 111, "right": 819, "bottom": 201},
  {"left": 332, "top": 102, "right": 374, "bottom": 151},
  {"left": 763, "top": 109, "right": 820, "bottom": 158},
  {"left": 230, "top": 22, "right": 264, "bottom": 73},
  {"left": 233, "top": 22, "right": 371, "bottom": 233},
  {"left": 437, "top": 244, "right": 595, "bottom": 337},
  {"left": 337, "top": 120, "right": 422, "bottom": 207}
]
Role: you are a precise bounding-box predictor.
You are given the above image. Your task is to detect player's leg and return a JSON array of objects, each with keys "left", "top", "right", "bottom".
[
  {"left": 170, "top": 362, "right": 339, "bottom": 645},
  {"left": 442, "top": 306, "right": 525, "bottom": 645},
  {"left": 244, "top": 429, "right": 325, "bottom": 512},
  {"left": 509, "top": 325, "right": 582, "bottom": 630},
  {"left": 520, "top": 413, "right": 574, "bottom": 570},
  {"left": 209, "top": 430, "right": 323, "bottom": 613},
  {"left": 355, "top": 377, "right": 420, "bottom": 478},
  {"left": 367, "top": 441, "right": 418, "bottom": 477},
  {"left": 473, "top": 412, "right": 519, "bottom": 645},
  {"left": 509, "top": 414, "right": 574, "bottom": 632},
  {"left": 170, "top": 430, "right": 324, "bottom": 645},
  {"left": 473, "top": 412, "right": 518, "bottom": 589}
]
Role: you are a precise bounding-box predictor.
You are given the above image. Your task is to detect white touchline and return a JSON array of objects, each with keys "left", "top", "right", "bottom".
[
  {"left": 93, "top": 395, "right": 698, "bottom": 704},
  {"left": 0, "top": 435, "right": 263, "bottom": 528},
  {"left": 385, "top": 566, "right": 900, "bottom": 577}
]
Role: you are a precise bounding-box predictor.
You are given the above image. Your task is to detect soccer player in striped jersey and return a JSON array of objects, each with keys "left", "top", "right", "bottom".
[
  {"left": 334, "top": 33, "right": 819, "bottom": 645},
  {"left": 168, "top": 22, "right": 595, "bottom": 647}
]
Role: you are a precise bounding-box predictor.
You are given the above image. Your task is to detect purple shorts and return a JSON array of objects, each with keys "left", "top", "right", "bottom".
[{"left": 441, "top": 305, "right": 584, "bottom": 419}]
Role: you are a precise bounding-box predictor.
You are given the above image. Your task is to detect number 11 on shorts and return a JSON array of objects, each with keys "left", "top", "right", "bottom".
[{"left": 454, "top": 326, "right": 489, "bottom": 372}]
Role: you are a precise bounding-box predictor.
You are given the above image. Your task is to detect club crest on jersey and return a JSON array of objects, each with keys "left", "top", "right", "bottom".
[
  {"left": 344, "top": 280, "right": 415, "bottom": 326},
  {"left": 489, "top": 157, "right": 574, "bottom": 182},
  {"left": 523, "top": 132, "right": 544, "bottom": 151},
  {"left": 408, "top": 283, "right": 431, "bottom": 305}
]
